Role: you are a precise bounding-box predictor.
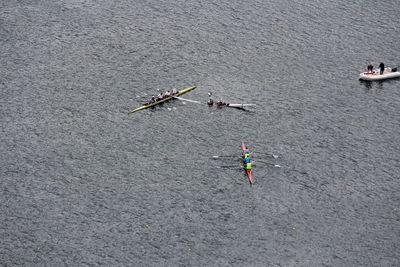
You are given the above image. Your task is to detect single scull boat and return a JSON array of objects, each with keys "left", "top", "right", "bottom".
[
  {"left": 242, "top": 142, "right": 253, "bottom": 184},
  {"left": 128, "top": 86, "right": 197, "bottom": 114}
]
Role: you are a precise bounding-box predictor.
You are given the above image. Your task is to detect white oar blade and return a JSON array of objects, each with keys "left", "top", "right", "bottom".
[
  {"left": 212, "top": 155, "right": 238, "bottom": 159},
  {"left": 254, "top": 151, "right": 278, "bottom": 158},
  {"left": 228, "top": 104, "right": 256, "bottom": 107},
  {"left": 254, "top": 160, "right": 281, "bottom": 168},
  {"left": 173, "top": 96, "right": 201, "bottom": 104}
]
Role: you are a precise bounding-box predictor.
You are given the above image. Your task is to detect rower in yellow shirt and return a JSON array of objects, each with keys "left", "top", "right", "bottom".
[
  {"left": 243, "top": 149, "right": 251, "bottom": 170},
  {"left": 245, "top": 161, "right": 252, "bottom": 170}
]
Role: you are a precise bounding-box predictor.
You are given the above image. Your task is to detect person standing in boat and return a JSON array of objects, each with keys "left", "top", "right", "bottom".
[{"left": 379, "top": 62, "right": 385, "bottom": 75}]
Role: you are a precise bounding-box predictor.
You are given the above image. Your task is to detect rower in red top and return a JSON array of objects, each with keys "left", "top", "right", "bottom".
[{"left": 216, "top": 100, "right": 226, "bottom": 107}]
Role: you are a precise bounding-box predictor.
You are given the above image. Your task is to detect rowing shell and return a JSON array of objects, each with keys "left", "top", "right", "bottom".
[
  {"left": 241, "top": 142, "right": 253, "bottom": 184},
  {"left": 227, "top": 104, "right": 256, "bottom": 108},
  {"left": 128, "top": 86, "right": 197, "bottom": 114}
]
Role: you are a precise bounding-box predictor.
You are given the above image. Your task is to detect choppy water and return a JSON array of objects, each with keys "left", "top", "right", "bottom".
[{"left": 1, "top": 0, "right": 400, "bottom": 266}]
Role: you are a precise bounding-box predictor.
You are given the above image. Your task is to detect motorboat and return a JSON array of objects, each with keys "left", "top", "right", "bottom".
[{"left": 359, "top": 67, "right": 400, "bottom": 81}]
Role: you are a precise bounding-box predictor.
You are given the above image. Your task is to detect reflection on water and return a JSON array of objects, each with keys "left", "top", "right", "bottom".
[
  {"left": 360, "top": 78, "right": 399, "bottom": 91},
  {"left": 360, "top": 80, "right": 372, "bottom": 90}
]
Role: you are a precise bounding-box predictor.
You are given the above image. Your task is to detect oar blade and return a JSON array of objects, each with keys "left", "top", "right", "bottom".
[
  {"left": 212, "top": 155, "right": 238, "bottom": 159},
  {"left": 253, "top": 160, "right": 281, "bottom": 168}
]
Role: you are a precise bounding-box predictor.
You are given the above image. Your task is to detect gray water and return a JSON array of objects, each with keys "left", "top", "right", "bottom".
[{"left": 1, "top": 0, "right": 400, "bottom": 266}]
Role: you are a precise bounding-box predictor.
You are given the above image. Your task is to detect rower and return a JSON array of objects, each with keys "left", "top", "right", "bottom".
[
  {"left": 243, "top": 151, "right": 250, "bottom": 159},
  {"left": 245, "top": 161, "right": 252, "bottom": 170},
  {"left": 207, "top": 98, "right": 214, "bottom": 105},
  {"left": 165, "top": 90, "right": 171, "bottom": 97},
  {"left": 244, "top": 156, "right": 251, "bottom": 164},
  {"left": 145, "top": 95, "right": 156, "bottom": 105},
  {"left": 216, "top": 100, "right": 225, "bottom": 106}
]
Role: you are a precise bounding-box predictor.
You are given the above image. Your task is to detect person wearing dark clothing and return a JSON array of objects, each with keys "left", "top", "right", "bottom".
[
  {"left": 379, "top": 62, "right": 385, "bottom": 75},
  {"left": 367, "top": 65, "right": 373, "bottom": 72}
]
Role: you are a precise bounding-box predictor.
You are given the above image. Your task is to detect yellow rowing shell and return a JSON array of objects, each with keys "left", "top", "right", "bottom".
[{"left": 128, "top": 86, "right": 197, "bottom": 114}]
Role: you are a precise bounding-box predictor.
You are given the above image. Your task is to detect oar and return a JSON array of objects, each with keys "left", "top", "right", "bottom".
[
  {"left": 254, "top": 160, "right": 281, "bottom": 168},
  {"left": 173, "top": 96, "right": 201, "bottom": 104},
  {"left": 136, "top": 94, "right": 148, "bottom": 99},
  {"left": 254, "top": 151, "right": 278, "bottom": 158},
  {"left": 212, "top": 155, "right": 240, "bottom": 159},
  {"left": 220, "top": 165, "right": 244, "bottom": 170},
  {"left": 225, "top": 105, "right": 247, "bottom": 111},
  {"left": 136, "top": 89, "right": 160, "bottom": 100},
  {"left": 226, "top": 104, "right": 256, "bottom": 107}
]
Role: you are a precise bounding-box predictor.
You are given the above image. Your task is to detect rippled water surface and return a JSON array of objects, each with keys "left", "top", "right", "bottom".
[{"left": 1, "top": 0, "right": 399, "bottom": 266}]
